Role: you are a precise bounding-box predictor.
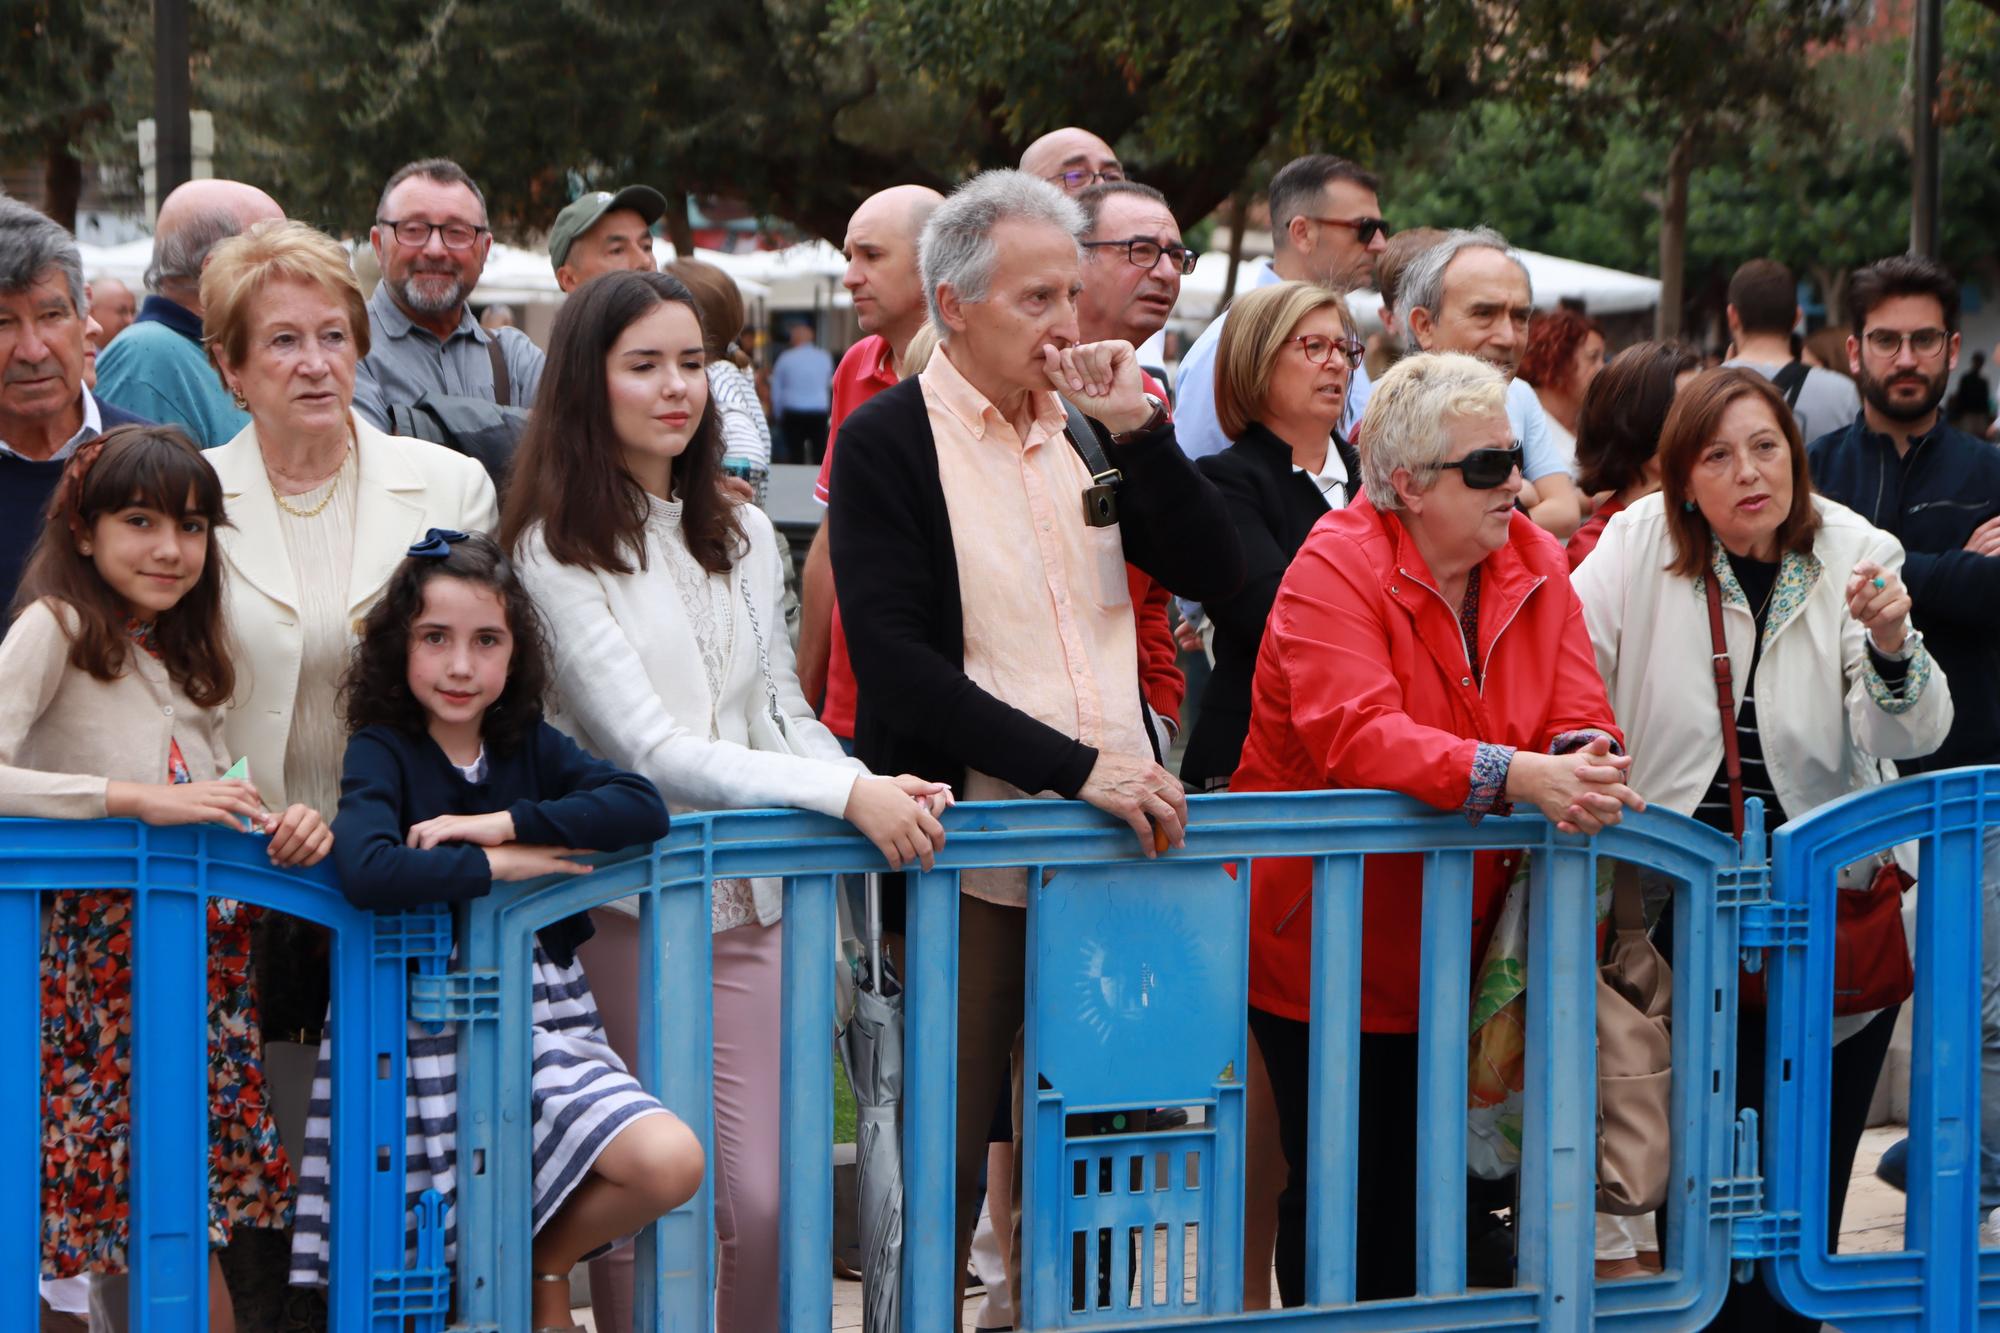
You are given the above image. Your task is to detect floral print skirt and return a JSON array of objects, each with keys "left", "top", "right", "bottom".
[{"left": 40, "top": 888, "right": 295, "bottom": 1276}]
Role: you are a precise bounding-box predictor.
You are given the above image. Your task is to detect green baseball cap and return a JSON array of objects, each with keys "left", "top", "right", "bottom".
[{"left": 549, "top": 185, "right": 668, "bottom": 271}]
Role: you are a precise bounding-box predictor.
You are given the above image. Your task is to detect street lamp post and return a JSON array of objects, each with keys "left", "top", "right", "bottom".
[{"left": 154, "top": 0, "right": 191, "bottom": 200}]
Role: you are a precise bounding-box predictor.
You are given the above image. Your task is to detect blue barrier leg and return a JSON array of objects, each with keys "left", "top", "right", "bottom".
[
  {"left": 902, "top": 868, "right": 960, "bottom": 1330},
  {"left": 1417, "top": 850, "right": 1473, "bottom": 1298},
  {"left": 779, "top": 873, "right": 836, "bottom": 1327},
  {"left": 648, "top": 874, "right": 716, "bottom": 1332},
  {"left": 128, "top": 850, "right": 211, "bottom": 1332},
  {"left": 1304, "top": 853, "right": 1365, "bottom": 1306},
  {"left": 1910, "top": 814, "right": 1985, "bottom": 1328},
  {"left": 1516, "top": 842, "right": 1596, "bottom": 1332},
  {"left": 0, "top": 886, "right": 38, "bottom": 1331}
]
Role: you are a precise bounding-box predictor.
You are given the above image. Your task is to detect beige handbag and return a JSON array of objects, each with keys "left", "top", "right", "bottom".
[{"left": 1596, "top": 866, "right": 1672, "bottom": 1214}]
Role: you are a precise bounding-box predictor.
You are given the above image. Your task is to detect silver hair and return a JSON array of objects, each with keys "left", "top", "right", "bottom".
[
  {"left": 1393, "top": 226, "right": 1532, "bottom": 339},
  {"left": 145, "top": 208, "right": 244, "bottom": 293},
  {"left": 1356, "top": 352, "right": 1511, "bottom": 512},
  {"left": 0, "top": 198, "right": 85, "bottom": 313},
  {"left": 919, "top": 170, "right": 1086, "bottom": 330}
]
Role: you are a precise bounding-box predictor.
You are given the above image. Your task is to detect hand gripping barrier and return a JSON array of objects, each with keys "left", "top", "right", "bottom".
[
  {"left": 1752, "top": 765, "right": 2000, "bottom": 1331},
  {"left": 451, "top": 791, "right": 1770, "bottom": 1332},
  {"left": 0, "top": 818, "right": 449, "bottom": 1333}
]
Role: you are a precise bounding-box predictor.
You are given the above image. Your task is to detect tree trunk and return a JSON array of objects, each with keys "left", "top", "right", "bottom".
[
  {"left": 1217, "top": 191, "right": 1250, "bottom": 316},
  {"left": 663, "top": 190, "right": 696, "bottom": 258},
  {"left": 1655, "top": 128, "right": 1695, "bottom": 342},
  {"left": 43, "top": 136, "right": 84, "bottom": 233}
]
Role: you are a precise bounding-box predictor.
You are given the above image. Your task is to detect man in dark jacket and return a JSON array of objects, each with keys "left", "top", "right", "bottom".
[
  {"left": 828, "top": 169, "right": 1242, "bottom": 1319},
  {"left": 1805, "top": 252, "right": 2000, "bottom": 1227}
]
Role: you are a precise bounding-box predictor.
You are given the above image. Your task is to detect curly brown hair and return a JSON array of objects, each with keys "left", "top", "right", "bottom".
[
  {"left": 1516, "top": 306, "right": 1604, "bottom": 394},
  {"left": 498, "top": 269, "right": 744, "bottom": 576},
  {"left": 340, "top": 532, "right": 553, "bottom": 753},
  {"left": 12, "top": 424, "right": 235, "bottom": 706}
]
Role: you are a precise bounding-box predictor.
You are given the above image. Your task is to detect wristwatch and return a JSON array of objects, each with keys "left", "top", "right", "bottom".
[
  {"left": 1109, "top": 393, "right": 1168, "bottom": 446},
  {"left": 1873, "top": 627, "right": 1923, "bottom": 662}
]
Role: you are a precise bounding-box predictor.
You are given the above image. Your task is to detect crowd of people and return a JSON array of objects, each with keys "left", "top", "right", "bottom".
[{"left": 0, "top": 123, "right": 1993, "bottom": 1333}]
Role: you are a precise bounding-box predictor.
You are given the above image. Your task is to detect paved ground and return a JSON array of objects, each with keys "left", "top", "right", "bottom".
[{"left": 573, "top": 1124, "right": 1912, "bottom": 1330}]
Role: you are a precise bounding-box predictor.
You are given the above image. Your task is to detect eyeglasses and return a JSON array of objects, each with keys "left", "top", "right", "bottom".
[
  {"left": 1286, "top": 333, "right": 1367, "bottom": 369},
  {"left": 1436, "top": 444, "right": 1524, "bottom": 489},
  {"left": 1863, "top": 327, "right": 1950, "bottom": 358},
  {"left": 377, "top": 218, "right": 490, "bottom": 250},
  {"left": 1303, "top": 215, "right": 1389, "bottom": 246},
  {"left": 1080, "top": 237, "right": 1198, "bottom": 275},
  {"left": 1048, "top": 167, "right": 1125, "bottom": 189}
]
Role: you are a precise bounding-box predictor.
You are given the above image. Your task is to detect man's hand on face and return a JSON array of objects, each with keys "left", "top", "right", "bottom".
[{"left": 1041, "top": 339, "right": 1153, "bottom": 434}]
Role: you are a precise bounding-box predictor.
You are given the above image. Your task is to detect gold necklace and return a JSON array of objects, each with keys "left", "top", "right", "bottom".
[{"left": 272, "top": 450, "right": 350, "bottom": 519}]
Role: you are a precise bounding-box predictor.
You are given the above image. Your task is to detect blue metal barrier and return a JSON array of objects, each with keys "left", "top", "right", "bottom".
[
  {"left": 0, "top": 819, "right": 447, "bottom": 1333},
  {"left": 453, "top": 791, "right": 1768, "bottom": 1331},
  {"left": 1753, "top": 766, "right": 2000, "bottom": 1331}
]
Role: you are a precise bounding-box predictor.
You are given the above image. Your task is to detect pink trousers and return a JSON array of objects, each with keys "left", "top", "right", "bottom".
[{"left": 579, "top": 909, "right": 784, "bottom": 1333}]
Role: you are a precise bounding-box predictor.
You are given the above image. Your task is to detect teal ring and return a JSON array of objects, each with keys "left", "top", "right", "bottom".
[{"left": 1873, "top": 576, "right": 1887, "bottom": 589}]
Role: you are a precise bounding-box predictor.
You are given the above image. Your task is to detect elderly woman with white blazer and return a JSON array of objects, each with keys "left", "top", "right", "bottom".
[
  {"left": 1571, "top": 368, "right": 1950, "bottom": 1333},
  {"left": 501, "top": 270, "right": 947, "bottom": 1333}
]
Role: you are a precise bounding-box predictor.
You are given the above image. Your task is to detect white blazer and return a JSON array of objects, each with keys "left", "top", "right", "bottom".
[
  {"left": 1571, "top": 492, "right": 1953, "bottom": 825},
  {"left": 516, "top": 500, "right": 865, "bottom": 925},
  {"left": 210, "top": 411, "right": 499, "bottom": 808}
]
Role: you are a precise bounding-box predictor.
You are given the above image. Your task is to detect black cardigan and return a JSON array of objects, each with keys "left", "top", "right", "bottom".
[
  {"left": 331, "top": 720, "right": 671, "bottom": 964},
  {"left": 828, "top": 374, "right": 1244, "bottom": 796},
  {"left": 1179, "top": 423, "right": 1356, "bottom": 787}
]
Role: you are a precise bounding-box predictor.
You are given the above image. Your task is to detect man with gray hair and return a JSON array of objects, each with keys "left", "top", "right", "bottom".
[
  {"left": 0, "top": 199, "right": 154, "bottom": 611},
  {"left": 92, "top": 178, "right": 282, "bottom": 446},
  {"left": 827, "top": 168, "right": 1241, "bottom": 1314},
  {"left": 352, "top": 157, "right": 544, "bottom": 429},
  {"left": 1397, "top": 225, "right": 1583, "bottom": 537}
]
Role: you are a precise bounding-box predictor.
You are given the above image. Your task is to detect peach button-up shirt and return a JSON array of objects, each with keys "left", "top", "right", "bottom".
[{"left": 922, "top": 345, "right": 1150, "bottom": 905}]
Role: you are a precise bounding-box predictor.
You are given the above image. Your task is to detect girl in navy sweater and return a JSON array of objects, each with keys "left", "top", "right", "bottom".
[{"left": 288, "top": 530, "right": 701, "bottom": 1332}]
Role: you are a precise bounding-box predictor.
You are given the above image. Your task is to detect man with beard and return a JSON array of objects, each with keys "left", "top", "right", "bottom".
[
  {"left": 352, "top": 158, "right": 544, "bottom": 429},
  {"left": 1807, "top": 254, "right": 2000, "bottom": 1236}
]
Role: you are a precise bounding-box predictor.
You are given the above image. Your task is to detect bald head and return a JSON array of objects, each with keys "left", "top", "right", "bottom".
[
  {"left": 88, "top": 276, "right": 137, "bottom": 342},
  {"left": 149, "top": 179, "right": 284, "bottom": 312},
  {"left": 843, "top": 184, "right": 945, "bottom": 354},
  {"left": 1020, "top": 128, "right": 1122, "bottom": 194}
]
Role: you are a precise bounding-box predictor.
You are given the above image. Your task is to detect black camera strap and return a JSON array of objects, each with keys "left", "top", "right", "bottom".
[{"left": 1060, "top": 396, "right": 1123, "bottom": 527}]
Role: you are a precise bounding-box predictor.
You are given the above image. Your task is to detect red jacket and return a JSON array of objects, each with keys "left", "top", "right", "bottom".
[{"left": 1232, "top": 496, "right": 1621, "bottom": 1031}]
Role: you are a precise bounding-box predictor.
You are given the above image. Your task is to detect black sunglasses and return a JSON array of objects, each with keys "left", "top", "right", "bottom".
[{"left": 1436, "top": 445, "right": 1524, "bottom": 489}]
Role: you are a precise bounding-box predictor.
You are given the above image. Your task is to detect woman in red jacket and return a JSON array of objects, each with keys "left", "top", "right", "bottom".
[{"left": 1232, "top": 352, "right": 1644, "bottom": 1305}]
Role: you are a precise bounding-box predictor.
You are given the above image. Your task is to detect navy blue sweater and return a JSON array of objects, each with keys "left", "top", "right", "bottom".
[
  {"left": 1807, "top": 414, "right": 2000, "bottom": 770},
  {"left": 331, "top": 720, "right": 670, "bottom": 963}
]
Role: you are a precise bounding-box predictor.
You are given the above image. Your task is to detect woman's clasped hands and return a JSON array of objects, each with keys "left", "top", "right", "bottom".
[{"left": 1505, "top": 736, "right": 1646, "bottom": 835}]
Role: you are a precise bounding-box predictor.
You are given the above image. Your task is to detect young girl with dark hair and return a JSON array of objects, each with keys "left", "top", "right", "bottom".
[
  {"left": 501, "top": 269, "right": 949, "bottom": 1331},
  {"left": 0, "top": 424, "right": 330, "bottom": 1329},
  {"left": 286, "top": 530, "right": 701, "bottom": 1332}
]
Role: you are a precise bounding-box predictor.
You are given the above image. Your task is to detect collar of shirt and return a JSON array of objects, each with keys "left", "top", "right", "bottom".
[
  {"left": 132, "top": 293, "right": 204, "bottom": 344},
  {"left": 925, "top": 343, "right": 1066, "bottom": 446},
  {"left": 368, "top": 281, "right": 488, "bottom": 348},
  {"left": 0, "top": 385, "right": 100, "bottom": 463},
  {"left": 1856, "top": 414, "right": 1947, "bottom": 458}
]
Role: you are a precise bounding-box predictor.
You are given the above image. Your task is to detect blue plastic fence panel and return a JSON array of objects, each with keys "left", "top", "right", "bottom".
[
  {"left": 1760, "top": 766, "right": 2000, "bottom": 1331},
  {"left": 0, "top": 819, "right": 432, "bottom": 1333}
]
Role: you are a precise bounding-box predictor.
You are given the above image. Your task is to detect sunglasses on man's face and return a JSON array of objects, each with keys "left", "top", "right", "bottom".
[{"left": 1436, "top": 444, "right": 1524, "bottom": 489}]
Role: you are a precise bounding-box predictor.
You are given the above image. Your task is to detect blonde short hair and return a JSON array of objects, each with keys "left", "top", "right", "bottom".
[
  {"left": 201, "top": 220, "right": 370, "bottom": 374},
  {"left": 1213, "top": 281, "right": 1354, "bottom": 442},
  {"left": 1357, "top": 352, "right": 1509, "bottom": 512}
]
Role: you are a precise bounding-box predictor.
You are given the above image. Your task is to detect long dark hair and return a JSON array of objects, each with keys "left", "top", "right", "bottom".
[
  {"left": 499, "top": 270, "right": 743, "bottom": 575},
  {"left": 12, "top": 424, "right": 234, "bottom": 706},
  {"left": 340, "top": 532, "right": 553, "bottom": 753},
  {"left": 1574, "top": 340, "right": 1700, "bottom": 495}
]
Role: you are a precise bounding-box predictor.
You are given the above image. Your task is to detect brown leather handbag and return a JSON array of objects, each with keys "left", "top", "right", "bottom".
[
  {"left": 1704, "top": 575, "right": 1915, "bottom": 1014},
  {"left": 1597, "top": 865, "right": 1673, "bottom": 1214}
]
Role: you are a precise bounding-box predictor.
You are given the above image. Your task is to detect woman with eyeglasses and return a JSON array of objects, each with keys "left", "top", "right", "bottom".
[{"left": 1233, "top": 352, "right": 1641, "bottom": 1306}]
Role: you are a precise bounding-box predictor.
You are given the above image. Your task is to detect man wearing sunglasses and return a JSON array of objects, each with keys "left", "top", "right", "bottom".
[
  {"left": 1807, "top": 255, "right": 2000, "bottom": 1240},
  {"left": 1397, "top": 226, "right": 1583, "bottom": 538},
  {"left": 1174, "top": 154, "right": 1388, "bottom": 462},
  {"left": 352, "top": 157, "right": 544, "bottom": 430}
]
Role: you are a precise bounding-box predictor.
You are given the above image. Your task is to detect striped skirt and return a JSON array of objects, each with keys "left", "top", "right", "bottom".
[{"left": 287, "top": 943, "right": 668, "bottom": 1285}]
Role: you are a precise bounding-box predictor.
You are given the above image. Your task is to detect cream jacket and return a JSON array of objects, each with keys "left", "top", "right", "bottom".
[
  {"left": 0, "top": 598, "right": 232, "bottom": 817},
  {"left": 516, "top": 500, "right": 865, "bottom": 926},
  {"left": 209, "top": 411, "right": 498, "bottom": 809},
  {"left": 1571, "top": 492, "right": 1953, "bottom": 825}
]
